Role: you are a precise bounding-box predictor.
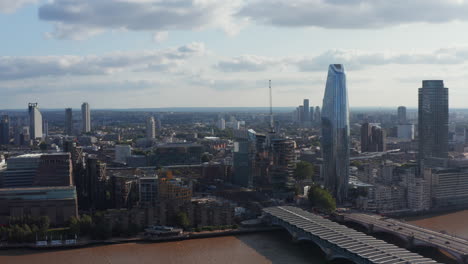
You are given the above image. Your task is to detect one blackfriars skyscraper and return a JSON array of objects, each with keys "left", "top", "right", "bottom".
[
  {"left": 321, "top": 64, "right": 349, "bottom": 204},
  {"left": 418, "top": 80, "right": 448, "bottom": 162}
]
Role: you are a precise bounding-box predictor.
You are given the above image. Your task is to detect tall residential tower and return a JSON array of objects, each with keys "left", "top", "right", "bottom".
[
  {"left": 397, "top": 106, "right": 407, "bottom": 124},
  {"left": 146, "top": 116, "right": 156, "bottom": 139},
  {"left": 321, "top": 64, "right": 350, "bottom": 204},
  {"left": 81, "top": 102, "right": 91, "bottom": 133}
]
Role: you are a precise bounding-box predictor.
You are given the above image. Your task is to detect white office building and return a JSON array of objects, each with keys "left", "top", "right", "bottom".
[{"left": 28, "top": 103, "right": 43, "bottom": 140}]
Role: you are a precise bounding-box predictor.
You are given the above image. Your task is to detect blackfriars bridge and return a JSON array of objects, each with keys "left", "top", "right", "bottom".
[{"left": 263, "top": 206, "right": 440, "bottom": 264}]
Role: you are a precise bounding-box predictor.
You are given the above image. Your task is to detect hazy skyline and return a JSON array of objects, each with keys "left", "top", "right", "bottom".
[{"left": 2, "top": 0, "right": 468, "bottom": 108}]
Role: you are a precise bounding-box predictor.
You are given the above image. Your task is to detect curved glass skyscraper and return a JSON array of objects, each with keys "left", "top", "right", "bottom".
[{"left": 321, "top": 64, "right": 349, "bottom": 204}]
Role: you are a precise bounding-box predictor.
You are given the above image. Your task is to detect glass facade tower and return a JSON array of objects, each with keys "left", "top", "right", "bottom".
[
  {"left": 321, "top": 64, "right": 349, "bottom": 204},
  {"left": 418, "top": 80, "right": 448, "bottom": 162}
]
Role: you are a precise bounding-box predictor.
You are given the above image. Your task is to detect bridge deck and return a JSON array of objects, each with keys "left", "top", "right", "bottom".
[
  {"left": 264, "top": 206, "right": 439, "bottom": 264},
  {"left": 343, "top": 213, "right": 468, "bottom": 255}
]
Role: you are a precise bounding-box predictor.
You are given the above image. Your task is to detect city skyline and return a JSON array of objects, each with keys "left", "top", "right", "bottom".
[{"left": 3, "top": 1, "right": 468, "bottom": 108}]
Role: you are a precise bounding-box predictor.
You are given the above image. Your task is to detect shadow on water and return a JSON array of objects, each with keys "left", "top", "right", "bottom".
[
  {"left": 0, "top": 241, "right": 154, "bottom": 257},
  {"left": 411, "top": 246, "right": 458, "bottom": 264},
  {"left": 236, "top": 230, "right": 329, "bottom": 264},
  {"left": 341, "top": 222, "right": 458, "bottom": 264}
]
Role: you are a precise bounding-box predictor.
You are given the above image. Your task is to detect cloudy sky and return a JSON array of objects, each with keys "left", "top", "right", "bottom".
[{"left": 2, "top": 0, "right": 468, "bottom": 109}]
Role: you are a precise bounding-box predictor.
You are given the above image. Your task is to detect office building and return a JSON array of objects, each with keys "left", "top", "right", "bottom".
[
  {"left": 310, "top": 107, "right": 315, "bottom": 122},
  {"left": 314, "top": 106, "right": 321, "bottom": 123},
  {"left": 1, "top": 153, "right": 73, "bottom": 188},
  {"left": 65, "top": 108, "right": 73, "bottom": 135},
  {"left": 418, "top": 80, "right": 448, "bottom": 161},
  {"left": 270, "top": 138, "right": 296, "bottom": 193},
  {"left": 0, "top": 115, "right": 9, "bottom": 145},
  {"left": 321, "top": 64, "right": 350, "bottom": 204},
  {"left": 146, "top": 116, "right": 156, "bottom": 139},
  {"left": 303, "top": 99, "right": 310, "bottom": 124},
  {"left": 139, "top": 177, "right": 158, "bottom": 207},
  {"left": 153, "top": 143, "right": 203, "bottom": 166},
  {"left": 81, "top": 102, "right": 91, "bottom": 133},
  {"left": 115, "top": 144, "right": 132, "bottom": 163},
  {"left": 78, "top": 155, "right": 107, "bottom": 210},
  {"left": 0, "top": 186, "right": 78, "bottom": 225},
  {"left": 233, "top": 141, "right": 254, "bottom": 188},
  {"left": 28, "top": 103, "right": 43, "bottom": 139},
  {"left": 217, "top": 118, "right": 226, "bottom": 130},
  {"left": 397, "top": 124, "right": 415, "bottom": 141},
  {"left": 43, "top": 120, "right": 49, "bottom": 138},
  {"left": 397, "top": 106, "right": 407, "bottom": 124},
  {"left": 361, "top": 123, "right": 386, "bottom": 152}
]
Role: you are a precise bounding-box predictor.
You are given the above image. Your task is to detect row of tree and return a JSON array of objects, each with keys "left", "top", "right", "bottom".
[{"left": 0, "top": 216, "right": 50, "bottom": 243}]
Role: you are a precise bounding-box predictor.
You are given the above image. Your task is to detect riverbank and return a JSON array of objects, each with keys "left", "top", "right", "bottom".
[{"left": 0, "top": 226, "right": 281, "bottom": 251}]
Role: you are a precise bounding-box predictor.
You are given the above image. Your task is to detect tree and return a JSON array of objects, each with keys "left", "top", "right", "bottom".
[
  {"left": 39, "top": 142, "right": 48, "bottom": 151},
  {"left": 176, "top": 212, "right": 190, "bottom": 229},
  {"left": 294, "top": 161, "right": 315, "bottom": 181},
  {"left": 307, "top": 185, "right": 336, "bottom": 213},
  {"left": 79, "top": 215, "right": 93, "bottom": 235},
  {"left": 38, "top": 216, "right": 50, "bottom": 232},
  {"left": 69, "top": 216, "right": 80, "bottom": 235},
  {"left": 201, "top": 153, "right": 212, "bottom": 163}
]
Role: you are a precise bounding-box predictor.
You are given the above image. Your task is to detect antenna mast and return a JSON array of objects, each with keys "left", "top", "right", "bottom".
[{"left": 269, "top": 80, "right": 274, "bottom": 132}]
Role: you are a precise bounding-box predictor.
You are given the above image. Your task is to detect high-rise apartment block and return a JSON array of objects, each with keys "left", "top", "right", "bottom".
[
  {"left": 81, "top": 102, "right": 91, "bottom": 133},
  {"left": 418, "top": 80, "right": 448, "bottom": 162},
  {"left": 321, "top": 64, "right": 349, "bottom": 204},
  {"left": 397, "top": 106, "right": 407, "bottom": 124},
  {"left": 303, "top": 99, "right": 309, "bottom": 123},
  {"left": 146, "top": 116, "right": 156, "bottom": 139}
]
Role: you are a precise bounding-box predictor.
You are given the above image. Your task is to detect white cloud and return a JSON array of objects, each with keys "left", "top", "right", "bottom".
[
  {"left": 0, "top": 0, "right": 37, "bottom": 13},
  {"left": 0, "top": 42, "right": 205, "bottom": 80},
  {"left": 215, "top": 55, "right": 280, "bottom": 72},
  {"left": 152, "top": 31, "right": 168, "bottom": 43},
  {"left": 38, "top": 0, "right": 244, "bottom": 39},
  {"left": 239, "top": 0, "right": 468, "bottom": 29},
  {"left": 214, "top": 47, "right": 468, "bottom": 73}
]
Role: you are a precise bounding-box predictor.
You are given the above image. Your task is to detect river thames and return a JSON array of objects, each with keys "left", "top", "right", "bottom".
[
  {"left": 2, "top": 210, "right": 467, "bottom": 264},
  {"left": 0, "top": 231, "right": 327, "bottom": 264}
]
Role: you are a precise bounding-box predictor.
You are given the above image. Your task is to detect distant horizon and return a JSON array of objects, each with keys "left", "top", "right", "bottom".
[{"left": 3, "top": 106, "right": 468, "bottom": 113}]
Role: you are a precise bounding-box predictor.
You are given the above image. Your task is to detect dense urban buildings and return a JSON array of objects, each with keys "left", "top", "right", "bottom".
[
  {"left": 418, "top": 80, "right": 449, "bottom": 162},
  {"left": 321, "top": 64, "right": 350, "bottom": 204},
  {"left": 81, "top": 102, "right": 91, "bottom": 133}
]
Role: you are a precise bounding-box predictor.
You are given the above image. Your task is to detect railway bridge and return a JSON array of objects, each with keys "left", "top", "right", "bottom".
[{"left": 263, "top": 206, "right": 439, "bottom": 264}]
